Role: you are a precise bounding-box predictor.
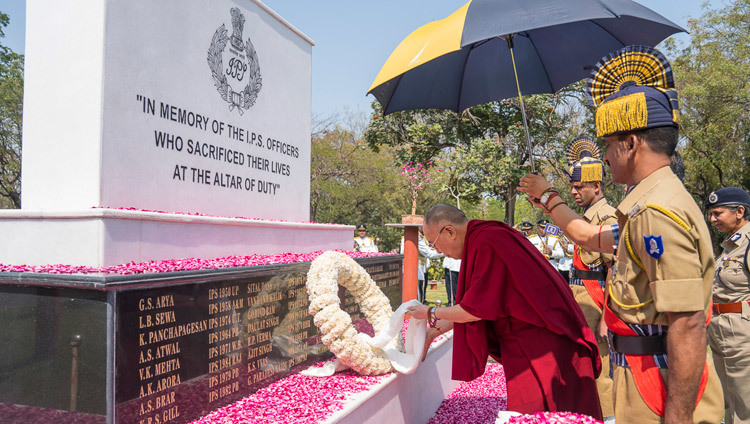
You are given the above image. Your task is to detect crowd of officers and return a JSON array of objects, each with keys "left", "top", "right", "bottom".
[
  {"left": 519, "top": 138, "right": 750, "bottom": 423},
  {"left": 356, "top": 45, "right": 749, "bottom": 424},
  {"left": 515, "top": 45, "right": 749, "bottom": 424}
]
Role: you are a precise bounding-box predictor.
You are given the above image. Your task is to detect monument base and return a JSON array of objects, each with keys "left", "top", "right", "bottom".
[
  {"left": 0, "top": 208, "right": 354, "bottom": 267},
  {"left": 0, "top": 255, "right": 402, "bottom": 424},
  {"left": 326, "top": 335, "right": 458, "bottom": 424}
]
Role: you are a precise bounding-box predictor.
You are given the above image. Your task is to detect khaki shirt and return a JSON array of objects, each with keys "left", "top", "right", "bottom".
[
  {"left": 610, "top": 166, "right": 714, "bottom": 326},
  {"left": 713, "top": 221, "right": 750, "bottom": 304},
  {"left": 579, "top": 197, "right": 618, "bottom": 268}
]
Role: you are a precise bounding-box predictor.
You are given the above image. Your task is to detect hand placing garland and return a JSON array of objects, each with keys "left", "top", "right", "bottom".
[{"left": 306, "top": 251, "right": 396, "bottom": 375}]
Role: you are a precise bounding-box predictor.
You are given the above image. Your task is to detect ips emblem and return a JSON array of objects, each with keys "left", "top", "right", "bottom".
[{"left": 207, "top": 7, "right": 262, "bottom": 115}]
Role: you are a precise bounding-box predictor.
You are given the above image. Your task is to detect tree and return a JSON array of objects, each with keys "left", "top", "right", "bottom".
[
  {"left": 311, "top": 117, "right": 446, "bottom": 252},
  {"left": 365, "top": 85, "right": 592, "bottom": 225},
  {"left": 669, "top": 0, "right": 750, "bottom": 202},
  {"left": 0, "top": 11, "right": 23, "bottom": 208}
]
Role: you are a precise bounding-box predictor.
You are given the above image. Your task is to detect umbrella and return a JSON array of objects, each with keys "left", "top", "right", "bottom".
[{"left": 367, "top": 0, "right": 685, "bottom": 171}]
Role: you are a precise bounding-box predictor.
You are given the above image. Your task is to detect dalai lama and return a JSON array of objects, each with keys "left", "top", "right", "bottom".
[{"left": 407, "top": 204, "right": 602, "bottom": 419}]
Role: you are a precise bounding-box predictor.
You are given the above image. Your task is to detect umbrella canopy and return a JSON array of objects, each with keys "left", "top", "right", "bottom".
[{"left": 368, "top": 0, "right": 685, "bottom": 115}]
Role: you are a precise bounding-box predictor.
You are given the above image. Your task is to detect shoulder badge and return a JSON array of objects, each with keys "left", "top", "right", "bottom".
[
  {"left": 644, "top": 235, "right": 664, "bottom": 259},
  {"left": 629, "top": 204, "right": 641, "bottom": 218},
  {"left": 730, "top": 233, "right": 741, "bottom": 243}
]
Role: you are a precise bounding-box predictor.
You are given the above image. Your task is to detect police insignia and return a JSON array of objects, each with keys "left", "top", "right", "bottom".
[
  {"left": 708, "top": 192, "right": 718, "bottom": 204},
  {"left": 207, "top": 7, "right": 263, "bottom": 115},
  {"left": 644, "top": 235, "right": 664, "bottom": 259},
  {"left": 731, "top": 233, "right": 741, "bottom": 242}
]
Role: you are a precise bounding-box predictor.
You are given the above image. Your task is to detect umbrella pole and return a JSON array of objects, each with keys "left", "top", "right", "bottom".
[{"left": 507, "top": 36, "right": 535, "bottom": 173}]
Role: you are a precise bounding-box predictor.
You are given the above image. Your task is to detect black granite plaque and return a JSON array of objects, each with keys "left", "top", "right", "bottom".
[{"left": 0, "top": 256, "right": 402, "bottom": 424}]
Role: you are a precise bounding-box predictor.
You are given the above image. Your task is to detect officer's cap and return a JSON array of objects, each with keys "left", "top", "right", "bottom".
[
  {"left": 518, "top": 221, "right": 533, "bottom": 231},
  {"left": 587, "top": 45, "right": 679, "bottom": 138},
  {"left": 537, "top": 219, "right": 550, "bottom": 228},
  {"left": 356, "top": 224, "right": 367, "bottom": 231},
  {"left": 566, "top": 136, "right": 605, "bottom": 182},
  {"left": 704, "top": 187, "right": 750, "bottom": 210}
]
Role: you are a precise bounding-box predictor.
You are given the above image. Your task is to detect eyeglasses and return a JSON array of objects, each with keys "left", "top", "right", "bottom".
[{"left": 426, "top": 226, "right": 447, "bottom": 249}]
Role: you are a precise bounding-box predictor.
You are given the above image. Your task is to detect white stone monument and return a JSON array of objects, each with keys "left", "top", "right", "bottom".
[{"left": 0, "top": 0, "right": 353, "bottom": 267}]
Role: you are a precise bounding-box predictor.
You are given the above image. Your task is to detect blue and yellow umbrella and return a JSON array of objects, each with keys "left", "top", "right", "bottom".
[{"left": 368, "top": 0, "right": 684, "bottom": 171}]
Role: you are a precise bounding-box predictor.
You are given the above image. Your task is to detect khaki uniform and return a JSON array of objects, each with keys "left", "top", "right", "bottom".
[
  {"left": 571, "top": 197, "right": 617, "bottom": 417},
  {"left": 708, "top": 221, "right": 750, "bottom": 424},
  {"left": 609, "top": 167, "right": 723, "bottom": 424}
]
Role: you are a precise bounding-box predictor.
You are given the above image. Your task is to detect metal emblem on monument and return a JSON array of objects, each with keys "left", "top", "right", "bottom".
[{"left": 207, "top": 7, "right": 262, "bottom": 115}]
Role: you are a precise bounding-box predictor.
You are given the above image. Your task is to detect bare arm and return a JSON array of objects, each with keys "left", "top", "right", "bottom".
[
  {"left": 407, "top": 303, "right": 476, "bottom": 362},
  {"left": 518, "top": 174, "right": 615, "bottom": 253},
  {"left": 407, "top": 303, "right": 480, "bottom": 323},
  {"left": 664, "top": 310, "right": 706, "bottom": 424}
]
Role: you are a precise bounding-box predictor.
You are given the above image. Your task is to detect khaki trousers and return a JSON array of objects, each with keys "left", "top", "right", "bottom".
[
  {"left": 708, "top": 312, "right": 750, "bottom": 424},
  {"left": 612, "top": 352, "right": 724, "bottom": 424},
  {"left": 570, "top": 285, "right": 613, "bottom": 417}
]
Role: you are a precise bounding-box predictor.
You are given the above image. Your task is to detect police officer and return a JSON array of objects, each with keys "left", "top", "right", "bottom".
[
  {"left": 519, "top": 46, "right": 723, "bottom": 423},
  {"left": 517, "top": 221, "right": 534, "bottom": 237},
  {"left": 705, "top": 187, "right": 750, "bottom": 424},
  {"left": 353, "top": 224, "right": 378, "bottom": 252},
  {"left": 564, "top": 135, "right": 617, "bottom": 420},
  {"left": 527, "top": 219, "right": 563, "bottom": 268}
]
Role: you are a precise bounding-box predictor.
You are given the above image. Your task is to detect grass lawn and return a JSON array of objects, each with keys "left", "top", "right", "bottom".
[{"left": 424, "top": 280, "right": 450, "bottom": 306}]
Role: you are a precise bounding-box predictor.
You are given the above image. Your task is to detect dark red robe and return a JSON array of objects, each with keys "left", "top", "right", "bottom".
[{"left": 453, "top": 220, "right": 602, "bottom": 419}]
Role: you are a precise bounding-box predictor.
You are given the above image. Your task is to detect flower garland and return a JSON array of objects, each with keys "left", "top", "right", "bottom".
[{"left": 306, "top": 251, "right": 396, "bottom": 375}]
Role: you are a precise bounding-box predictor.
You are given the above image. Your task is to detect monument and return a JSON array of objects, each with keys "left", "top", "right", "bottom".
[
  {"left": 0, "top": 0, "right": 352, "bottom": 267},
  {"left": 0, "top": 1, "right": 408, "bottom": 423}
]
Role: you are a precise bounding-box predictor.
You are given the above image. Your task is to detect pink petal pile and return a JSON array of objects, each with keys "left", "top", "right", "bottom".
[
  {"left": 428, "top": 363, "right": 508, "bottom": 424},
  {"left": 0, "top": 250, "right": 393, "bottom": 275},
  {"left": 507, "top": 412, "right": 603, "bottom": 424},
  {"left": 190, "top": 366, "right": 390, "bottom": 424}
]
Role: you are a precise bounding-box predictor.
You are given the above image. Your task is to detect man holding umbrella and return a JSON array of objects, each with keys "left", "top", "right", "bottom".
[
  {"left": 563, "top": 135, "right": 617, "bottom": 421},
  {"left": 519, "top": 46, "right": 723, "bottom": 424}
]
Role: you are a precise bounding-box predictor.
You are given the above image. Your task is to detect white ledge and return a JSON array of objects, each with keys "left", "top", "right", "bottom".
[
  {"left": 326, "top": 333, "right": 458, "bottom": 424},
  {"left": 0, "top": 209, "right": 353, "bottom": 230},
  {"left": 0, "top": 210, "right": 354, "bottom": 267}
]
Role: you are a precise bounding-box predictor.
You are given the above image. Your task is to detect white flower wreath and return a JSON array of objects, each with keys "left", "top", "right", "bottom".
[{"left": 306, "top": 251, "right": 396, "bottom": 375}]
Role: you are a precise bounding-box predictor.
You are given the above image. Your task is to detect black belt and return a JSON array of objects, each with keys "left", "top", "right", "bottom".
[
  {"left": 570, "top": 268, "right": 607, "bottom": 280},
  {"left": 610, "top": 334, "right": 667, "bottom": 355}
]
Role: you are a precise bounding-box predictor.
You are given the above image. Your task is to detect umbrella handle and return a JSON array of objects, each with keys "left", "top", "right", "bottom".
[{"left": 507, "top": 36, "right": 535, "bottom": 174}]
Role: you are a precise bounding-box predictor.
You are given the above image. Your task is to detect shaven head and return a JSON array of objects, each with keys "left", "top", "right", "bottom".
[
  {"left": 423, "top": 204, "right": 468, "bottom": 259},
  {"left": 424, "top": 204, "right": 468, "bottom": 227}
]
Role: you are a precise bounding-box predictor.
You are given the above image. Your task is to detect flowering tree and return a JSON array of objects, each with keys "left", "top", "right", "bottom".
[{"left": 401, "top": 161, "right": 440, "bottom": 215}]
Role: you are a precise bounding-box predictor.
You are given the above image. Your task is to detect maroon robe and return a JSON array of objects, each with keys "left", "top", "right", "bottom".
[{"left": 453, "top": 220, "right": 602, "bottom": 419}]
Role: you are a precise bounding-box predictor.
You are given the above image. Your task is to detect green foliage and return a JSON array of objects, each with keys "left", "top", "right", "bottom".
[
  {"left": 365, "top": 85, "right": 593, "bottom": 225},
  {"left": 426, "top": 260, "right": 444, "bottom": 281},
  {"left": 365, "top": 101, "right": 463, "bottom": 164},
  {"left": 310, "top": 124, "right": 445, "bottom": 252},
  {"left": 667, "top": 0, "right": 750, "bottom": 249},
  {"left": 669, "top": 0, "right": 750, "bottom": 196},
  {"left": 0, "top": 11, "right": 23, "bottom": 208}
]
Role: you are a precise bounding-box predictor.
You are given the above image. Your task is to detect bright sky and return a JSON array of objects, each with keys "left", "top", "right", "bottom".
[{"left": 1, "top": 0, "right": 721, "bottom": 118}]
